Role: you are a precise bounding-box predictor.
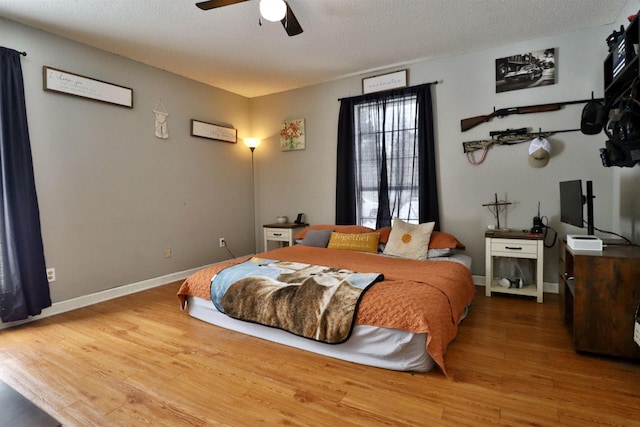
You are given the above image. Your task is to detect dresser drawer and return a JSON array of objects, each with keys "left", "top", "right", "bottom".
[{"left": 491, "top": 238, "right": 538, "bottom": 256}]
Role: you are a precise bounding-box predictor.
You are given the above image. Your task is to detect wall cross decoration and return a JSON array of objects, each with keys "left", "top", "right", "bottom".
[{"left": 483, "top": 193, "right": 512, "bottom": 230}]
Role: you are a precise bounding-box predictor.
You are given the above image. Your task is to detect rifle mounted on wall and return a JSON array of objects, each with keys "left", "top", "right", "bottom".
[
  {"left": 460, "top": 98, "right": 603, "bottom": 132},
  {"left": 462, "top": 127, "right": 581, "bottom": 165},
  {"left": 462, "top": 128, "right": 531, "bottom": 153}
]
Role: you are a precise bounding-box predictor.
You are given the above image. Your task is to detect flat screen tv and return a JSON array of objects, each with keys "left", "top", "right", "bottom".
[{"left": 559, "top": 180, "right": 595, "bottom": 235}]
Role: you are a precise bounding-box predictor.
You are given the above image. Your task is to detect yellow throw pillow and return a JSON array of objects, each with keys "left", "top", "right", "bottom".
[
  {"left": 327, "top": 232, "right": 380, "bottom": 254},
  {"left": 383, "top": 218, "right": 435, "bottom": 260}
]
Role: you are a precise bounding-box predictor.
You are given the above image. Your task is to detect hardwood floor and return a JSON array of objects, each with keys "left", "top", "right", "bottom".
[{"left": 0, "top": 283, "right": 638, "bottom": 426}]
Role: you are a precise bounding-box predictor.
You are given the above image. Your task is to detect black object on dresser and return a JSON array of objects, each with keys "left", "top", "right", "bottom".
[{"left": 559, "top": 240, "right": 640, "bottom": 359}]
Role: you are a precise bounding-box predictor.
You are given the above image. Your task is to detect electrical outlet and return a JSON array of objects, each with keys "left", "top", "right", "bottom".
[
  {"left": 219, "top": 238, "right": 226, "bottom": 248},
  {"left": 164, "top": 247, "right": 172, "bottom": 258},
  {"left": 46, "top": 268, "right": 56, "bottom": 282}
]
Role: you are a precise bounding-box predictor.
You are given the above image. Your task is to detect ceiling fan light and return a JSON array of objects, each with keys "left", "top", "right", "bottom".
[{"left": 260, "top": 0, "right": 286, "bottom": 22}]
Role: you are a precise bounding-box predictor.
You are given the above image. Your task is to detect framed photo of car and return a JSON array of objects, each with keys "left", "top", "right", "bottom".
[{"left": 495, "top": 48, "right": 556, "bottom": 93}]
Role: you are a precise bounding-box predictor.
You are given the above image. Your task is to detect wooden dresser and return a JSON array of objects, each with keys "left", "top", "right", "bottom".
[{"left": 559, "top": 239, "right": 640, "bottom": 359}]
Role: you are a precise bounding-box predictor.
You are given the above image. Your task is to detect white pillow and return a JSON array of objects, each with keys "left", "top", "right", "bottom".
[{"left": 383, "top": 218, "right": 435, "bottom": 260}]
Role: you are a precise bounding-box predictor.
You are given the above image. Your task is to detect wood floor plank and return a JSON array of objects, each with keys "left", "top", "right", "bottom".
[
  {"left": 54, "top": 398, "right": 117, "bottom": 427},
  {"left": 0, "top": 283, "right": 639, "bottom": 426}
]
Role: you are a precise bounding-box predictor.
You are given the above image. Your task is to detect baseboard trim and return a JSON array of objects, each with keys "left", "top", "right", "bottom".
[
  {"left": 472, "top": 275, "right": 558, "bottom": 294},
  {"left": 0, "top": 264, "right": 213, "bottom": 330}
]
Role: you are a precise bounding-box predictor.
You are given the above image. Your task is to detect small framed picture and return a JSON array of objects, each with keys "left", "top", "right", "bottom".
[
  {"left": 190, "top": 119, "right": 237, "bottom": 143},
  {"left": 280, "top": 119, "right": 305, "bottom": 151}
]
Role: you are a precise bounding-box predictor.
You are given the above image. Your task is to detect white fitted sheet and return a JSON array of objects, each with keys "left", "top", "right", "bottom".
[{"left": 187, "top": 295, "right": 436, "bottom": 372}]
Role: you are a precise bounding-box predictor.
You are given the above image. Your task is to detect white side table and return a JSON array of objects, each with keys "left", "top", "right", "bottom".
[
  {"left": 485, "top": 230, "right": 544, "bottom": 303},
  {"left": 263, "top": 223, "right": 308, "bottom": 252}
]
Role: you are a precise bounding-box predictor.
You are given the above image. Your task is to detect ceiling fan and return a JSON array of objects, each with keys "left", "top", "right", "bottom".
[{"left": 196, "top": 0, "right": 303, "bottom": 37}]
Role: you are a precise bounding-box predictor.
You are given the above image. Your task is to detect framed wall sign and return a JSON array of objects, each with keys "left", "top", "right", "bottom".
[
  {"left": 190, "top": 119, "right": 237, "bottom": 143},
  {"left": 362, "top": 69, "right": 408, "bottom": 94},
  {"left": 43, "top": 66, "right": 133, "bottom": 108}
]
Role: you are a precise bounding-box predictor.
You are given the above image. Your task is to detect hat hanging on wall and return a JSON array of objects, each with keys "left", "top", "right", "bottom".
[
  {"left": 581, "top": 100, "right": 606, "bottom": 135},
  {"left": 528, "top": 137, "right": 551, "bottom": 168}
]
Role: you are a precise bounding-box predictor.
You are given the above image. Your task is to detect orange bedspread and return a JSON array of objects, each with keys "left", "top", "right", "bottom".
[{"left": 177, "top": 245, "right": 475, "bottom": 374}]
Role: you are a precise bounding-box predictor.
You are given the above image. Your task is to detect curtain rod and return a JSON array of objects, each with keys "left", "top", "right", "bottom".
[
  {"left": 0, "top": 46, "right": 27, "bottom": 56},
  {"left": 337, "top": 80, "right": 439, "bottom": 101}
]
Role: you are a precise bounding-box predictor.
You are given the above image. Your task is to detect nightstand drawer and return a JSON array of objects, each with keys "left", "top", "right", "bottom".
[
  {"left": 491, "top": 238, "right": 538, "bottom": 256},
  {"left": 265, "top": 229, "right": 291, "bottom": 240}
]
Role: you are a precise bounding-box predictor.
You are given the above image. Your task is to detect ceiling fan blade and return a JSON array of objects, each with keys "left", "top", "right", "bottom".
[
  {"left": 195, "top": 0, "right": 251, "bottom": 11},
  {"left": 281, "top": 2, "right": 303, "bottom": 36}
]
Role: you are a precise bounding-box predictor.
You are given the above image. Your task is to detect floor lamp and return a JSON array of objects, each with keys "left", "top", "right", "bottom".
[{"left": 244, "top": 138, "right": 260, "bottom": 252}]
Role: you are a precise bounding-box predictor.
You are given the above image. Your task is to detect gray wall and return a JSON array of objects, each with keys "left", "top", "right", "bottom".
[
  {"left": 1, "top": 17, "right": 255, "bottom": 303},
  {"left": 4, "top": 0, "right": 640, "bottom": 306},
  {"left": 250, "top": 6, "right": 639, "bottom": 284}
]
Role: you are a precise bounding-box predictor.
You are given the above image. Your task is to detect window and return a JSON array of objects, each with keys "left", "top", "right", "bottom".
[
  {"left": 354, "top": 95, "right": 420, "bottom": 228},
  {"left": 336, "top": 83, "right": 438, "bottom": 230}
]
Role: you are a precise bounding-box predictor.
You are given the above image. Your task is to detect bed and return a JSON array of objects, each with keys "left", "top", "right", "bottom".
[{"left": 177, "top": 222, "right": 476, "bottom": 374}]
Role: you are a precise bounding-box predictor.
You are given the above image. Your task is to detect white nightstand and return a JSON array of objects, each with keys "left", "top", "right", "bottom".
[
  {"left": 485, "top": 230, "right": 544, "bottom": 303},
  {"left": 263, "top": 223, "right": 308, "bottom": 251}
]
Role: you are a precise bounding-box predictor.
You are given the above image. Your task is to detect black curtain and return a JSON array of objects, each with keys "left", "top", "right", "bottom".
[
  {"left": 0, "top": 47, "right": 51, "bottom": 322},
  {"left": 416, "top": 84, "right": 439, "bottom": 228},
  {"left": 335, "top": 83, "right": 439, "bottom": 229},
  {"left": 336, "top": 97, "right": 357, "bottom": 225}
]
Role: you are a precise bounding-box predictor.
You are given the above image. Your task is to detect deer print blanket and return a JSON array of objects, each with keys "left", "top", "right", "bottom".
[{"left": 210, "top": 257, "right": 384, "bottom": 344}]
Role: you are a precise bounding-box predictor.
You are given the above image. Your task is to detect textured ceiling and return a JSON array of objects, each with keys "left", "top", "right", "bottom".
[{"left": 0, "top": 0, "right": 629, "bottom": 98}]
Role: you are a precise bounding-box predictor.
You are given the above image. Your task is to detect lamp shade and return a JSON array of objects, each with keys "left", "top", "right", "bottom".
[
  {"left": 244, "top": 138, "right": 260, "bottom": 151},
  {"left": 259, "top": 0, "right": 286, "bottom": 22}
]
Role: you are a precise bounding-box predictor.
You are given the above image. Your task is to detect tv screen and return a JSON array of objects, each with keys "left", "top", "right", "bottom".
[{"left": 559, "top": 180, "right": 584, "bottom": 228}]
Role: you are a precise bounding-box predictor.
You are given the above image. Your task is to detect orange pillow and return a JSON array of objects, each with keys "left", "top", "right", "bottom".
[
  {"left": 375, "top": 226, "right": 392, "bottom": 243},
  {"left": 429, "top": 231, "right": 465, "bottom": 250},
  {"left": 294, "top": 224, "right": 375, "bottom": 240},
  {"left": 327, "top": 232, "right": 380, "bottom": 254}
]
